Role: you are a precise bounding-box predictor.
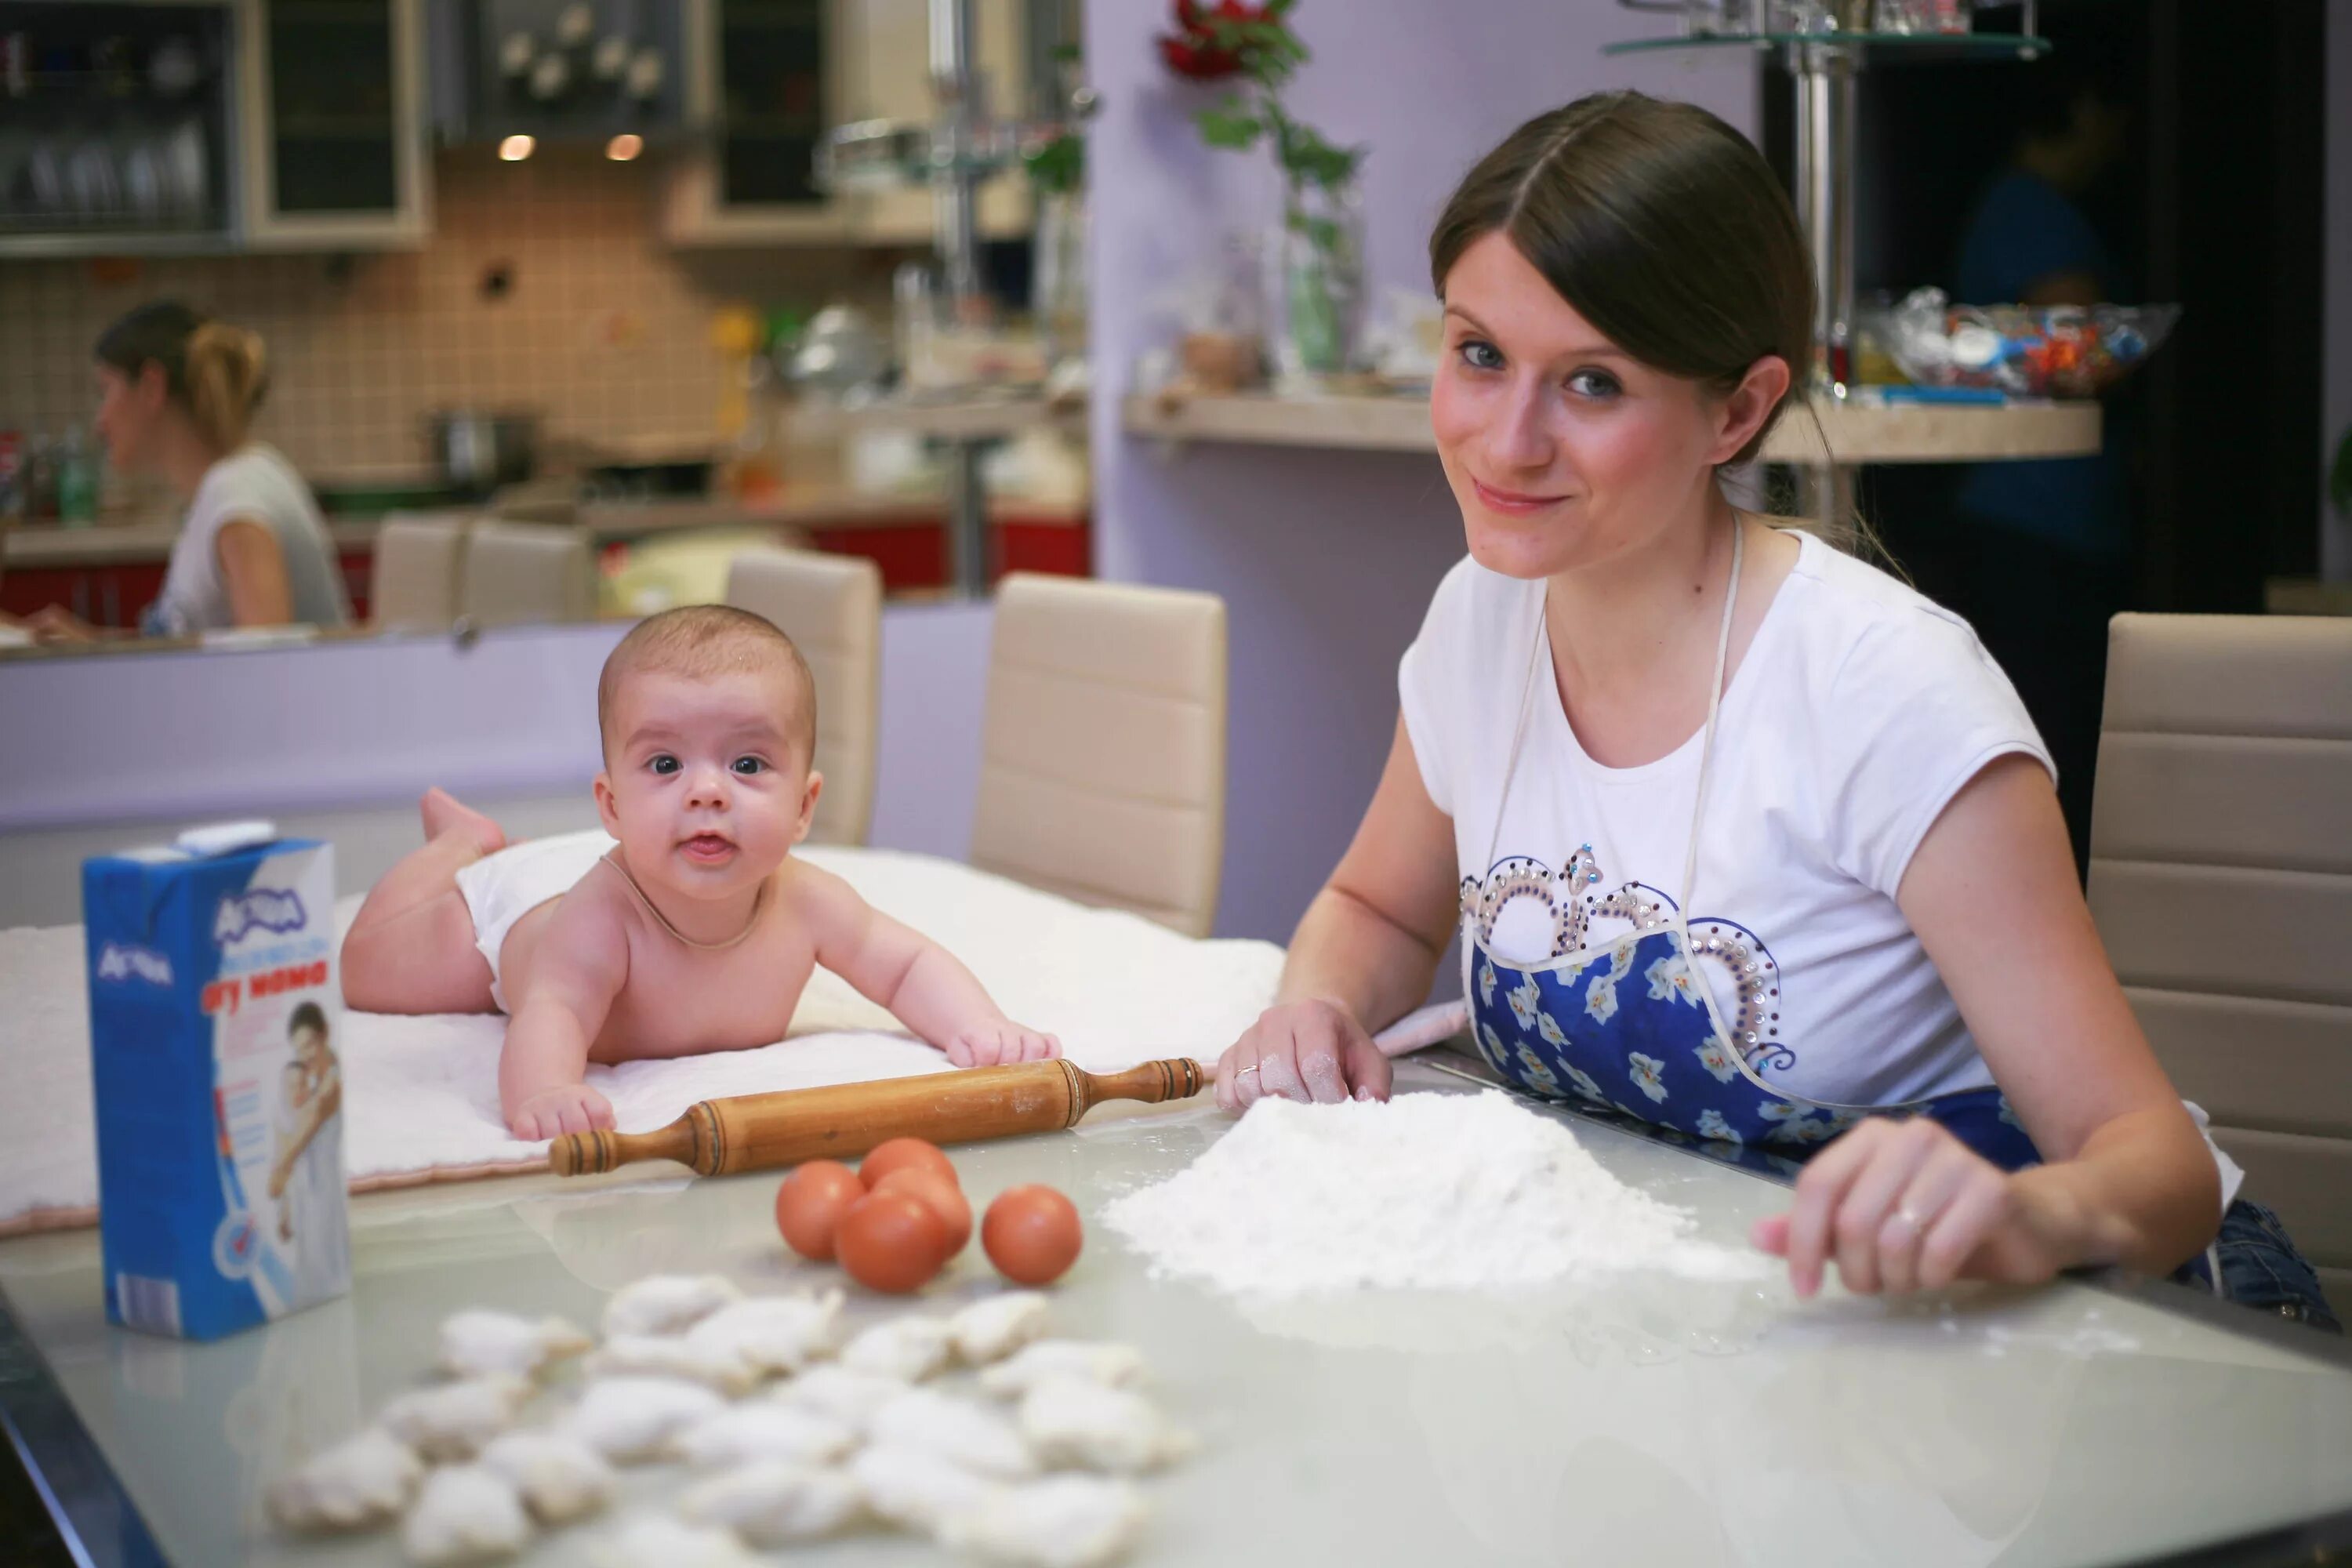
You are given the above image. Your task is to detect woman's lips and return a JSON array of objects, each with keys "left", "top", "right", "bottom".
[{"left": 1472, "top": 475, "right": 1570, "bottom": 516}]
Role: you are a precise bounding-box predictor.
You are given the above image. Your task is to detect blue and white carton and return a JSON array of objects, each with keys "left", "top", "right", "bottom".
[{"left": 82, "top": 823, "right": 350, "bottom": 1339}]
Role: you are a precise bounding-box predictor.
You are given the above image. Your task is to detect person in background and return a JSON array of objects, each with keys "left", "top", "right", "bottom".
[
  {"left": 11, "top": 302, "right": 351, "bottom": 642},
  {"left": 1947, "top": 64, "right": 2132, "bottom": 873}
]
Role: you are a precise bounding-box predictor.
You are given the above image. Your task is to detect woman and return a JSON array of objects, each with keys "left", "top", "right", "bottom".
[
  {"left": 17, "top": 302, "right": 350, "bottom": 641},
  {"left": 1214, "top": 93, "right": 2334, "bottom": 1327}
]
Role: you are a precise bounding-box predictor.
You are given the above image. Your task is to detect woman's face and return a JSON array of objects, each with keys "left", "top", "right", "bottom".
[
  {"left": 1429, "top": 232, "right": 1767, "bottom": 582},
  {"left": 93, "top": 362, "right": 168, "bottom": 474},
  {"left": 290, "top": 1023, "right": 327, "bottom": 1069}
]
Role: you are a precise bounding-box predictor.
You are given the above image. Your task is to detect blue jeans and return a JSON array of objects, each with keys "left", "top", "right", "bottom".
[{"left": 2172, "top": 1200, "right": 2341, "bottom": 1334}]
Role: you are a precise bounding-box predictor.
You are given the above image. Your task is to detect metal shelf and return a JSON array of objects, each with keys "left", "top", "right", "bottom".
[{"left": 1602, "top": 30, "right": 2049, "bottom": 60}]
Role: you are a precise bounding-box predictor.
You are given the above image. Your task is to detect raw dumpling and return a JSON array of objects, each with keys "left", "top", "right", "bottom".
[
  {"left": 399, "top": 1465, "right": 531, "bottom": 1566},
  {"left": 379, "top": 1377, "right": 532, "bottom": 1462},
  {"left": 670, "top": 1403, "right": 858, "bottom": 1468},
  {"left": 586, "top": 1332, "right": 760, "bottom": 1396},
  {"left": 978, "top": 1341, "right": 1146, "bottom": 1399},
  {"left": 940, "top": 1474, "right": 1150, "bottom": 1568},
  {"left": 870, "top": 1388, "right": 1038, "bottom": 1479},
  {"left": 601, "top": 1273, "right": 742, "bottom": 1338},
  {"left": 949, "top": 1292, "right": 1051, "bottom": 1364},
  {"left": 839, "top": 1314, "right": 953, "bottom": 1381},
  {"left": 585, "top": 1513, "right": 765, "bottom": 1568},
  {"left": 567, "top": 1376, "right": 728, "bottom": 1463},
  {"left": 477, "top": 1428, "right": 616, "bottom": 1524},
  {"left": 680, "top": 1459, "right": 865, "bottom": 1545},
  {"left": 851, "top": 1443, "right": 1002, "bottom": 1535},
  {"left": 1018, "top": 1377, "right": 1194, "bottom": 1474},
  {"left": 682, "top": 1290, "right": 842, "bottom": 1376},
  {"left": 266, "top": 1426, "right": 423, "bottom": 1530},
  {"left": 437, "top": 1309, "right": 592, "bottom": 1381},
  {"left": 775, "top": 1364, "right": 912, "bottom": 1432}
]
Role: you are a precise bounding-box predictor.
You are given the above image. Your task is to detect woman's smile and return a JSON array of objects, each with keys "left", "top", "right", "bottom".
[{"left": 1470, "top": 474, "right": 1572, "bottom": 516}]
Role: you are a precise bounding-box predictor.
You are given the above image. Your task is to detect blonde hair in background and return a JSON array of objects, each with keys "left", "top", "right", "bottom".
[{"left": 181, "top": 321, "right": 269, "bottom": 450}]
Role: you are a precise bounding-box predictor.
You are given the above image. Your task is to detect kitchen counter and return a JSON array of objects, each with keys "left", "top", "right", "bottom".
[
  {"left": 3, "top": 490, "right": 1090, "bottom": 572},
  {"left": 1122, "top": 390, "right": 2103, "bottom": 463}
]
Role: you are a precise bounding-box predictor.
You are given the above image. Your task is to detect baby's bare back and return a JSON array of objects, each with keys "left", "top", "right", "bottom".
[{"left": 499, "top": 858, "right": 821, "bottom": 1061}]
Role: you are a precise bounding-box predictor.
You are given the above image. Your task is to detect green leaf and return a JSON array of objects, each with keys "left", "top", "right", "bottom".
[
  {"left": 1196, "top": 103, "right": 1263, "bottom": 150},
  {"left": 1023, "top": 131, "right": 1085, "bottom": 194},
  {"left": 1050, "top": 42, "right": 1081, "bottom": 64}
]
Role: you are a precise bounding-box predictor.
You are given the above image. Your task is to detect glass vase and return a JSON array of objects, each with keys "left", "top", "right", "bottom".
[{"left": 1269, "top": 180, "right": 1367, "bottom": 393}]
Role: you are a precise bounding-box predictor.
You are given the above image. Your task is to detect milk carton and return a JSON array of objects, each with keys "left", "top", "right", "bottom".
[{"left": 82, "top": 824, "right": 350, "bottom": 1339}]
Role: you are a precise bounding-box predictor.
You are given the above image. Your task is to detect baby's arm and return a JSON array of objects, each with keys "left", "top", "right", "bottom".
[
  {"left": 798, "top": 866, "right": 1059, "bottom": 1067},
  {"left": 499, "top": 898, "right": 630, "bottom": 1138}
]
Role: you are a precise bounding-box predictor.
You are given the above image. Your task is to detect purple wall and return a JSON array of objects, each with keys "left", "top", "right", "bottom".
[{"left": 1083, "top": 2, "right": 1759, "bottom": 940}]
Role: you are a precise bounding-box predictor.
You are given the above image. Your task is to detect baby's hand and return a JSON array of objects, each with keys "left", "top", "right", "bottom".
[
  {"left": 510, "top": 1083, "right": 615, "bottom": 1140},
  {"left": 946, "top": 1020, "right": 1062, "bottom": 1069}
]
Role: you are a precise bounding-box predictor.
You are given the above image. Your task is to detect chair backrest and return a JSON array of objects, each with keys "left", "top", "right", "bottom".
[
  {"left": 724, "top": 546, "right": 883, "bottom": 846},
  {"left": 2088, "top": 612, "right": 2352, "bottom": 1301},
  {"left": 458, "top": 520, "right": 593, "bottom": 629},
  {"left": 970, "top": 573, "right": 1228, "bottom": 938},
  {"left": 371, "top": 512, "right": 473, "bottom": 630}
]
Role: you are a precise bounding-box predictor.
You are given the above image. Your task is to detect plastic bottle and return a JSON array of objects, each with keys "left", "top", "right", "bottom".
[{"left": 57, "top": 425, "right": 97, "bottom": 524}]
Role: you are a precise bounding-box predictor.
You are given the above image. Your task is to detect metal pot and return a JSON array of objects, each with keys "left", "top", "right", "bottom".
[{"left": 423, "top": 409, "right": 540, "bottom": 496}]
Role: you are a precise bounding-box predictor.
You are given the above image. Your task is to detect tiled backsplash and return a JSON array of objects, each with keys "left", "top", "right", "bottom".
[{"left": 0, "top": 149, "right": 900, "bottom": 484}]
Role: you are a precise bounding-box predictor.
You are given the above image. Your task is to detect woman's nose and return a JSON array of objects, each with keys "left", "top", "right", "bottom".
[{"left": 1487, "top": 377, "right": 1554, "bottom": 471}]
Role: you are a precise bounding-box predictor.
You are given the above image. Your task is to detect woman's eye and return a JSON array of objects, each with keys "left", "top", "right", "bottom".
[
  {"left": 731, "top": 757, "right": 767, "bottom": 776},
  {"left": 1567, "top": 369, "right": 1621, "bottom": 399},
  {"left": 648, "top": 754, "right": 680, "bottom": 775},
  {"left": 1458, "top": 339, "right": 1504, "bottom": 372}
]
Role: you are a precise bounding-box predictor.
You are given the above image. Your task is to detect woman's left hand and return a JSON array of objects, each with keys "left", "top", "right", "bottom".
[
  {"left": 24, "top": 605, "right": 99, "bottom": 643},
  {"left": 1752, "top": 1116, "right": 2078, "bottom": 1298}
]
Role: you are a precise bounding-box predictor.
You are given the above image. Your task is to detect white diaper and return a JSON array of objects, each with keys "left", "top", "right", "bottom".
[{"left": 452, "top": 829, "right": 617, "bottom": 1011}]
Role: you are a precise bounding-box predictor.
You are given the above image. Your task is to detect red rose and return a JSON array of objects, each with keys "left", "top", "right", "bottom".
[{"left": 1158, "top": 0, "right": 1269, "bottom": 80}]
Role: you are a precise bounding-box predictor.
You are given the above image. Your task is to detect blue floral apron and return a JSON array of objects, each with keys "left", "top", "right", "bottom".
[{"left": 1461, "top": 528, "right": 2043, "bottom": 1174}]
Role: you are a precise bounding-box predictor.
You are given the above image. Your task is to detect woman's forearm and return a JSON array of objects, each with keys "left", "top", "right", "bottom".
[
  {"left": 1275, "top": 885, "right": 1446, "bottom": 1035},
  {"left": 2012, "top": 1105, "right": 2220, "bottom": 1277}
]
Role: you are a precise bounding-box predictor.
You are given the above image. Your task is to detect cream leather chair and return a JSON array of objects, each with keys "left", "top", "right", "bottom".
[
  {"left": 725, "top": 546, "right": 883, "bottom": 846},
  {"left": 970, "top": 574, "right": 1228, "bottom": 938},
  {"left": 370, "top": 512, "right": 473, "bottom": 631},
  {"left": 2088, "top": 613, "right": 2352, "bottom": 1302},
  {"left": 458, "top": 520, "right": 593, "bottom": 629}
]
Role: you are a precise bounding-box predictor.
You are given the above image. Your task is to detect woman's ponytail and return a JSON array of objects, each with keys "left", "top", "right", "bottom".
[{"left": 182, "top": 321, "right": 269, "bottom": 450}]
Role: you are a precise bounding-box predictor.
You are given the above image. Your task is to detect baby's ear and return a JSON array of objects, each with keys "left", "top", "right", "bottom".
[
  {"left": 795, "top": 769, "right": 825, "bottom": 844},
  {"left": 592, "top": 771, "right": 621, "bottom": 836}
]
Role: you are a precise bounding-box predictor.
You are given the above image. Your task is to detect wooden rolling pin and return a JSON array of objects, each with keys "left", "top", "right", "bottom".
[{"left": 548, "top": 1057, "right": 1205, "bottom": 1178}]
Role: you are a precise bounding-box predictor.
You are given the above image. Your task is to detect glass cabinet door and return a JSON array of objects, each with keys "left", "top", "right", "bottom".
[{"left": 241, "top": 0, "right": 427, "bottom": 246}]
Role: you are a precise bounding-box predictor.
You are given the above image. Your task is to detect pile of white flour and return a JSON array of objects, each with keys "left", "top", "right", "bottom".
[{"left": 1105, "top": 1091, "right": 1728, "bottom": 1298}]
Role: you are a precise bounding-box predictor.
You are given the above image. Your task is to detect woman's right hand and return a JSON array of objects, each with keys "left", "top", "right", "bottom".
[{"left": 1214, "top": 999, "right": 1392, "bottom": 1112}]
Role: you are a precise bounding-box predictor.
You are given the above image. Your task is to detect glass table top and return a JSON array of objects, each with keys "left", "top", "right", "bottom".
[{"left": 3, "top": 1059, "right": 2350, "bottom": 1567}]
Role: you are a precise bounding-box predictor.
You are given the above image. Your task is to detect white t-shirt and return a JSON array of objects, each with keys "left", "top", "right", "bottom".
[
  {"left": 147, "top": 445, "right": 352, "bottom": 637},
  {"left": 1400, "top": 529, "right": 2052, "bottom": 1109}
]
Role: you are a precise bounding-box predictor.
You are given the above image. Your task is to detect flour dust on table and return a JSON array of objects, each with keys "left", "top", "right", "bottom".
[{"left": 1103, "top": 1091, "right": 1753, "bottom": 1299}]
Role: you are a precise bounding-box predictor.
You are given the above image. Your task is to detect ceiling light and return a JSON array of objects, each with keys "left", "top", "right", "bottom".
[
  {"left": 498, "top": 133, "right": 535, "bottom": 162},
  {"left": 605, "top": 132, "right": 643, "bottom": 162}
]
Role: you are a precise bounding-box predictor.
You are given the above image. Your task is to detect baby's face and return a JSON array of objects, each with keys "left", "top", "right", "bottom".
[{"left": 595, "top": 666, "right": 818, "bottom": 901}]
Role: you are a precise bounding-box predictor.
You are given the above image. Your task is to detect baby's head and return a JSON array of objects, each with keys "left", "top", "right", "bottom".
[{"left": 593, "top": 605, "right": 822, "bottom": 899}]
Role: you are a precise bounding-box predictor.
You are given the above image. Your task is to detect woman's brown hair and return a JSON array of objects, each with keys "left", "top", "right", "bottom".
[
  {"left": 1429, "top": 91, "right": 1815, "bottom": 469},
  {"left": 95, "top": 300, "right": 270, "bottom": 452}
]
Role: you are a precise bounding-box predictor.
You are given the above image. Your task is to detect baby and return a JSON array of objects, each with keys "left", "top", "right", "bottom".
[{"left": 342, "top": 604, "right": 1058, "bottom": 1138}]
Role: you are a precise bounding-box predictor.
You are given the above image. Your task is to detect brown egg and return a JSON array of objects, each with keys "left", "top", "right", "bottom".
[
  {"left": 775, "top": 1160, "right": 866, "bottom": 1261},
  {"left": 981, "top": 1185, "right": 1083, "bottom": 1287},
  {"left": 859, "top": 1138, "right": 960, "bottom": 1192},
  {"left": 835, "top": 1190, "right": 951, "bottom": 1294},
  {"left": 874, "top": 1168, "right": 973, "bottom": 1258}
]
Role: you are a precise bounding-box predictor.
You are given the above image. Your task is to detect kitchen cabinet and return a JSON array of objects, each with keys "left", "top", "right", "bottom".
[
  {"left": 238, "top": 0, "right": 430, "bottom": 249},
  {"left": 661, "top": 0, "right": 1029, "bottom": 248}
]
